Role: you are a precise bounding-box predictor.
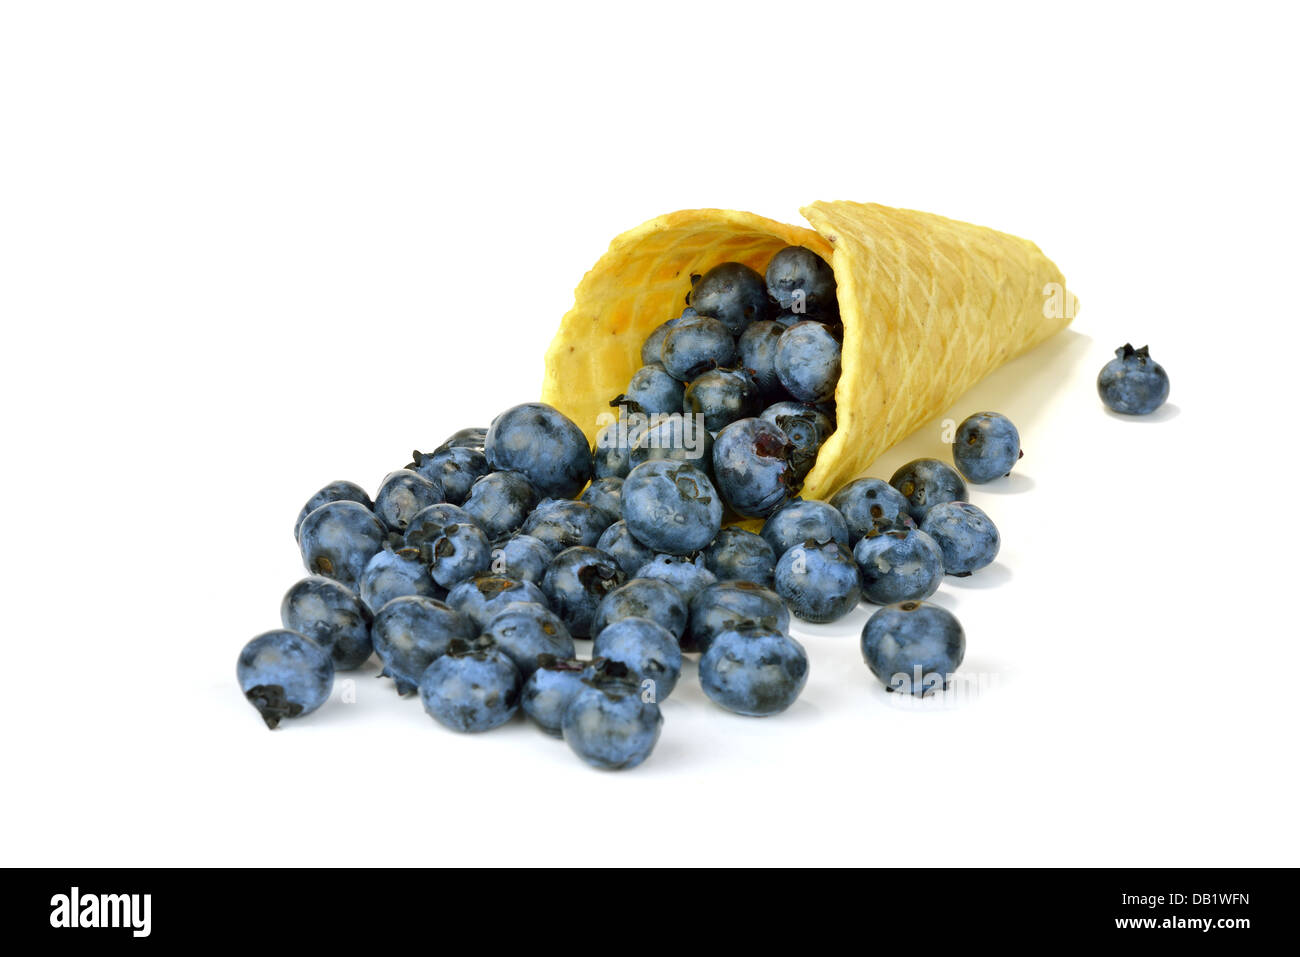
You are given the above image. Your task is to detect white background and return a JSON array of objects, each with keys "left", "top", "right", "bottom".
[{"left": 3, "top": 2, "right": 1297, "bottom": 867}]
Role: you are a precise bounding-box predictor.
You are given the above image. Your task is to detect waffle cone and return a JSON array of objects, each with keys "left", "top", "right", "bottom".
[{"left": 542, "top": 201, "right": 1072, "bottom": 502}]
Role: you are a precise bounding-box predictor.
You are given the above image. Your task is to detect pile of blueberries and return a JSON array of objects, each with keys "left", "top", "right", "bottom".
[{"left": 237, "top": 240, "right": 1171, "bottom": 771}]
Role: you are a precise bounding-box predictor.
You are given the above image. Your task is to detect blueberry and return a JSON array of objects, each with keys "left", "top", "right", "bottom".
[
  {"left": 765, "top": 245, "right": 837, "bottom": 315},
  {"left": 403, "top": 503, "right": 478, "bottom": 561},
  {"left": 481, "top": 601, "right": 576, "bottom": 677},
  {"left": 429, "top": 522, "right": 493, "bottom": 589},
  {"left": 541, "top": 546, "right": 625, "bottom": 638},
  {"left": 761, "top": 401, "right": 834, "bottom": 480},
  {"left": 446, "top": 576, "right": 548, "bottom": 631},
  {"left": 580, "top": 476, "right": 623, "bottom": 523},
  {"left": 521, "top": 655, "right": 591, "bottom": 736},
  {"left": 622, "top": 460, "right": 723, "bottom": 555},
  {"left": 622, "top": 364, "right": 685, "bottom": 415},
  {"left": 281, "top": 576, "right": 375, "bottom": 670},
  {"left": 774, "top": 541, "right": 861, "bottom": 623},
  {"left": 298, "top": 500, "right": 388, "bottom": 589},
  {"left": 562, "top": 665, "right": 663, "bottom": 770},
  {"left": 712, "top": 418, "right": 800, "bottom": 518},
  {"left": 861, "top": 601, "right": 965, "bottom": 695},
  {"left": 853, "top": 527, "right": 944, "bottom": 604},
  {"left": 687, "top": 580, "right": 790, "bottom": 654},
  {"left": 434, "top": 427, "right": 488, "bottom": 453},
  {"left": 737, "top": 320, "right": 787, "bottom": 397},
  {"left": 596, "top": 520, "right": 656, "bottom": 578},
  {"left": 688, "top": 262, "right": 772, "bottom": 336},
  {"left": 830, "top": 478, "right": 916, "bottom": 541},
  {"left": 919, "top": 501, "right": 1000, "bottom": 576},
  {"left": 592, "top": 577, "right": 688, "bottom": 640},
  {"left": 237, "top": 630, "right": 335, "bottom": 729},
  {"left": 593, "top": 413, "right": 647, "bottom": 480},
  {"left": 294, "top": 480, "right": 372, "bottom": 542},
  {"left": 461, "top": 470, "right": 538, "bottom": 541},
  {"left": 698, "top": 623, "right": 809, "bottom": 717},
  {"left": 485, "top": 403, "right": 593, "bottom": 499},
  {"left": 372, "top": 595, "right": 477, "bottom": 695},
  {"left": 641, "top": 313, "right": 685, "bottom": 366},
  {"left": 1098, "top": 343, "right": 1170, "bottom": 415},
  {"left": 635, "top": 553, "right": 717, "bottom": 604},
  {"left": 889, "top": 458, "right": 968, "bottom": 524},
  {"left": 359, "top": 545, "right": 440, "bottom": 611},
  {"left": 951, "top": 412, "right": 1021, "bottom": 484},
  {"left": 592, "top": 617, "right": 682, "bottom": 702},
  {"left": 630, "top": 414, "right": 715, "bottom": 480},
  {"left": 703, "top": 527, "right": 777, "bottom": 587},
  {"left": 486, "top": 533, "right": 552, "bottom": 584},
  {"left": 374, "top": 469, "right": 444, "bottom": 533},
  {"left": 760, "top": 498, "right": 850, "bottom": 555},
  {"left": 419, "top": 639, "right": 521, "bottom": 733},
  {"left": 410, "top": 446, "right": 491, "bottom": 505},
  {"left": 683, "top": 368, "right": 762, "bottom": 432},
  {"left": 661, "top": 315, "right": 736, "bottom": 382},
  {"left": 775, "top": 320, "right": 841, "bottom": 403},
  {"left": 521, "top": 499, "right": 610, "bottom": 555}
]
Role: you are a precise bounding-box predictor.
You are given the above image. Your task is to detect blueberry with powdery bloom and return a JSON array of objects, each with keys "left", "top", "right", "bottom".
[
  {"left": 683, "top": 368, "right": 763, "bottom": 432},
  {"left": 592, "top": 414, "right": 646, "bottom": 480},
  {"left": 661, "top": 315, "right": 736, "bottom": 382},
  {"left": 854, "top": 527, "right": 944, "bottom": 605},
  {"left": 410, "top": 446, "right": 491, "bottom": 505},
  {"left": 403, "top": 503, "right": 477, "bottom": 561},
  {"left": 952, "top": 412, "right": 1022, "bottom": 484},
  {"left": 580, "top": 477, "right": 623, "bottom": 524},
  {"left": 703, "top": 527, "right": 776, "bottom": 587},
  {"left": 712, "top": 418, "right": 801, "bottom": 519},
  {"left": 830, "top": 478, "right": 916, "bottom": 541},
  {"left": 521, "top": 499, "right": 610, "bottom": 555},
  {"left": 374, "top": 469, "right": 443, "bottom": 533},
  {"left": 372, "top": 595, "right": 478, "bottom": 695},
  {"left": 687, "top": 580, "right": 790, "bottom": 654},
  {"left": 521, "top": 655, "right": 593, "bottom": 736},
  {"left": 445, "top": 576, "right": 548, "bottom": 631},
  {"left": 774, "top": 541, "right": 862, "bottom": 624},
  {"left": 429, "top": 522, "right": 493, "bottom": 589},
  {"left": 635, "top": 553, "right": 718, "bottom": 606},
  {"left": 621, "top": 460, "right": 723, "bottom": 556},
  {"left": 737, "top": 320, "right": 787, "bottom": 398},
  {"left": 419, "top": 638, "right": 521, "bottom": 733},
  {"left": 641, "top": 310, "right": 692, "bottom": 367},
  {"left": 596, "top": 521, "right": 655, "bottom": 579},
  {"left": 281, "top": 576, "right": 375, "bottom": 670},
  {"left": 298, "top": 500, "right": 388, "bottom": 589},
  {"left": 920, "top": 501, "right": 1000, "bottom": 576},
  {"left": 485, "top": 403, "right": 593, "bottom": 500},
  {"left": 294, "top": 480, "right": 372, "bottom": 542},
  {"left": 562, "top": 661, "right": 663, "bottom": 771},
  {"left": 861, "top": 600, "right": 965, "bottom": 695},
  {"left": 488, "top": 534, "right": 552, "bottom": 584},
  {"left": 237, "top": 630, "right": 334, "bottom": 729},
  {"left": 359, "top": 546, "right": 440, "bottom": 611},
  {"left": 591, "top": 577, "right": 688, "bottom": 640},
  {"left": 434, "top": 427, "right": 487, "bottom": 453},
  {"left": 760, "top": 498, "right": 851, "bottom": 556},
  {"left": 775, "top": 321, "right": 841, "bottom": 404},
  {"left": 889, "top": 458, "right": 968, "bottom": 524},
  {"left": 1097, "top": 343, "right": 1170, "bottom": 415},
  {"left": 688, "top": 261, "right": 772, "bottom": 337},
  {"left": 593, "top": 616, "right": 683, "bottom": 702},
  {"left": 765, "top": 245, "right": 837, "bottom": 316},
  {"left": 699, "top": 622, "right": 809, "bottom": 717},
  {"left": 761, "top": 402, "right": 835, "bottom": 481},
  {"left": 541, "top": 546, "right": 625, "bottom": 638},
  {"left": 622, "top": 364, "right": 685, "bottom": 416},
  {"left": 481, "top": 601, "right": 575, "bottom": 678},
  {"left": 461, "top": 470, "right": 538, "bottom": 541}
]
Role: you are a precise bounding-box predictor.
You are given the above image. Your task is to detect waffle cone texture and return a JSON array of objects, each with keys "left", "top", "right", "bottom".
[{"left": 542, "top": 201, "right": 1073, "bottom": 502}]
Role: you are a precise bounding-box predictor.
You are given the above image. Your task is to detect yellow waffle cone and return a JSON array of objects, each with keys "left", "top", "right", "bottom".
[{"left": 542, "top": 201, "right": 1072, "bottom": 503}]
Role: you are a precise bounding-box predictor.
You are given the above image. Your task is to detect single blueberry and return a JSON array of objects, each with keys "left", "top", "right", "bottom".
[
  {"left": 775, "top": 320, "right": 841, "bottom": 404},
  {"left": 481, "top": 601, "right": 576, "bottom": 677},
  {"left": 623, "top": 364, "right": 686, "bottom": 415},
  {"left": 737, "top": 319, "right": 787, "bottom": 397},
  {"left": 661, "top": 315, "right": 736, "bottom": 382},
  {"left": 521, "top": 655, "right": 592, "bottom": 736},
  {"left": 592, "top": 616, "right": 683, "bottom": 702},
  {"left": 765, "top": 245, "right": 837, "bottom": 315},
  {"left": 541, "top": 546, "right": 624, "bottom": 638},
  {"left": 281, "top": 576, "right": 375, "bottom": 670},
  {"left": 446, "top": 576, "right": 549, "bottom": 631},
  {"left": 761, "top": 401, "right": 835, "bottom": 481},
  {"left": 629, "top": 413, "right": 715, "bottom": 481},
  {"left": 359, "top": 545, "right": 440, "bottom": 611},
  {"left": 774, "top": 541, "right": 862, "bottom": 623},
  {"left": 294, "top": 480, "right": 372, "bottom": 542},
  {"left": 461, "top": 470, "right": 539, "bottom": 541},
  {"left": 372, "top": 595, "right": 477, "bottom": 695},
  {"left": 1097, "top": 343, "right": 1170, "bottom": 415},
  {"left": 237, "top": 630, "right": 335, "bottom": 729},
  {"left": 403, "top": 503, "right": 478, "bottom": 561},
  {"left": 591, "top": 577, "right": 688, "bottom": 640},
  {"left": 419, "top": 639, "right": 521, "bottom": 733},
  {"left": 889, "top": 458, "right": 969, "bottom": 523},
  {"left": 596, "top": 520, "right": 656, "bottom": 579},
  {"left": 919, "top": 501, "right": 1000, "bottom": 576},
  {"left": 760, "top": 498, "right": 851, "bottom": 555},
  {"left": 434, "top": 427, "right": 488, "bottom": 453},
  {"left": 622, "top": 460, "right": 723, "bottom": 556},
  {"left": 580, "top": 476, "right": 623, "bottom": 524},
  {"left": 688, "top": 261, "right": 772, "bottom": 337},
  {"left": 861, "top": 601, "right": 965, "bottom": 695},
  {"left": 410, "top": 446, "right": 491, "bottom": 505},
  {"left": 703, "top": 527, "right": 777, "bottom": 587},
  {"left": 687, "top": 580, "right": 790, "bottom": 654},
  {"left": 298, "top": 500, "right": 388, "bottom": 589},
  {"left": 374, "top": 469, "right": 444, "bottom": 533},
  {"left": 562, "top": 666, "right": 663, "bottom": 770},
  {"left": 698, "top": 622, "right": 809, "bottom": 717},
  {"left": 486, "top": 533, "right": 552, "bottom": 584},
  {"left": 485, "top": 403, "right": 593, "bottom": 500},
  {"left": 712, "top": 418, "right": 800, "bottom": 518},
  {"left": 830, "top": 477, "right": 916, "bottom": 541},
  {"left": 429, "top": 522, "right": 494, "bottom": 589},
  {"left": 853, "top": 527, "right": 944, "bottom": 604},
  {"left": 952, "top": 412, "right": 1022, "bottom": 484},
  {"left": 683, "top": 367, "right": 762, "bottom": 432},
  {"left": 635, "top": 553, "right": 717, "bottom": 605},
  {"left": 521, "top": 498, "right": 611, "bottom": 555}
]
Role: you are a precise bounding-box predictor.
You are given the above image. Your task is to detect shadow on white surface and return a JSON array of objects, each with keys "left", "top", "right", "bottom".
[
  {"left": 1103, "top": 401, "right": 1181, "bottom": 424},
  {"left": 944, "top": 562, "right": 1012, "bottom": 590},
  {"left": 972, "top": 471, "right": 1036, "bottom": 495}
]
